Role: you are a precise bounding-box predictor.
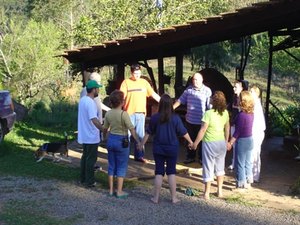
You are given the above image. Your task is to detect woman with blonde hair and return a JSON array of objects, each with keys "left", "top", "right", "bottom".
[
  {"left": 250, "top": 86, "right": 266, "bottom": 182},
  {"left": 227, "top": 91, "right": 254, "bottom": 190},
  {"left": 192, "top": 91, "right": 230, "bottom": 200}
]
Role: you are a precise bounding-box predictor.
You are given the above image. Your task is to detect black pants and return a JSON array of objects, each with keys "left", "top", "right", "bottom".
[{"left": 185, "top": 122, "right": 202, "bottom": 161}]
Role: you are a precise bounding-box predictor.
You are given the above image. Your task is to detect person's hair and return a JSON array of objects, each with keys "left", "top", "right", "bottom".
[
  {"left": 250, "top": 85, "right": 260, "bottom": 98},
  {"left": 240, "top": 91, "right": 254, "bottom": 113},
  {"left": 130, "top": 63, "right": 141, "bottom": 73},
  {"left": 212, "top": 91, "right": 227, "bottom": 115},
  {"left": 86, "top": 88, "right": 93, "bottom": 93},
  {"left": 158, "top": 94, "right": 174, "bottom": 123},
  {"left": 237, "top": 79, "right": 249, "bottom": 91},
  {"left": 109, "top": 90, "right": 124, "bottom": 108}
]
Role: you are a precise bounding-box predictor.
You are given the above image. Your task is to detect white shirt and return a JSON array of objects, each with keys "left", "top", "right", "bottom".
[
  {"left": 77, "top": 96, "right": 100, "bottom": 144},
  {"left": 80, "top": 87, "right": 103, "bottom": 123}
]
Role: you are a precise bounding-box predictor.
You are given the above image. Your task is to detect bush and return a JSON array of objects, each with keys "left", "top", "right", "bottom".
[
  {"left": 269, "top": 103, "right": 300, "bottom": 136},
  {"left": 27, "top": 100, "right": 78, "bottom": 131},
  {"left": 290, "top": 177, "right": 300, "bottom": 197}
]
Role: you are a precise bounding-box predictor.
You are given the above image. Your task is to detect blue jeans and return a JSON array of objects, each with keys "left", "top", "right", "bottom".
[
  {"left": 129, "top": 113, "right": 145, "bottom": 159},
  {"left": 107, "top": 134, "right": 130, "bottom": 177},
  {"left": 234, "top": 136, "right": 253, "bottom": 187}
]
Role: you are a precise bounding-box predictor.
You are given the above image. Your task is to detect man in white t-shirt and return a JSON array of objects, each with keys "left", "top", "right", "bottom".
[
  {"left": 80, "top": 72, "right": 111, "bottom": 123},
  {"left": 78, "top": 80, "right": 103, "bottom": 187}
]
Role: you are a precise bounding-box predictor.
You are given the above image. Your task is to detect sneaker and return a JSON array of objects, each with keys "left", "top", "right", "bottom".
[
  {"left": 135, "top": 158, "right": 147, "bottom": 163},
  {"left": 77, "top": 180, "right": 85, "bottom": 186},
  {"left": 183, "top": 158, "right": 195, "bottom": 164},
  {"left": 87, "top": 182, "right": 97, "bottom": 188},
  {"left": 244, "top": 183, "right": 252, "bottom": 189},
  {"left": 227, "top": 164, "right": 234, "bottom": 170},
  {"left": 116, "top": 192, "right": 129, "bottom": 199},
  {"left": 94, "top": 166, "right": 101, "bottom": 171}
]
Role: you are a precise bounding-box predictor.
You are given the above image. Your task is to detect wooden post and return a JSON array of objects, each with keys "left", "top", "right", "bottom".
[
  {"left": 116, "top": 63, "right": 125, "bottom": 89},
  {"left": 81, "top": 64, "right": 86, "bottom": 87},
  {"left": 265, "top": 34, "right": 273, "bottom": 131},
  {"left": 158, "top": 57, "right": 164, "bottom": 95},
  {"left": 175, "top": 53, "right": 183, "bottom": 98}
]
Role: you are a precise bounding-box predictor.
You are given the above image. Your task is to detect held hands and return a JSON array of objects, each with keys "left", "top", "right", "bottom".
[
  {"left": 188, "top": 142, "right": 197, "bottom": 150},
  {"left": 226, "top": 142, "right": 233, "bottom": 151},
  {"left": 136, "top": 142, "right": 144, "bottom": 151}
]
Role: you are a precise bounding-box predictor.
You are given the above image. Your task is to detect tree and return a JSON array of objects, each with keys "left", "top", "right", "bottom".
[
  {"left": 0, "top": 19, "right": 66, "bottom": 106},
  {"left": 72, "top": 0, "right": 234, "bottom": 46}
]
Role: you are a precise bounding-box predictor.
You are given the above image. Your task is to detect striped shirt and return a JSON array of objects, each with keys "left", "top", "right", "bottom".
[{"left": 178, "top": 85, "right": 212, "bottom": 125}]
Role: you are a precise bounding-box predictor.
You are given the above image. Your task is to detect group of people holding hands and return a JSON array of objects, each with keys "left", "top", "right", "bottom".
[{"left": 77, "top": 63, "right": 265, "bottom": 203}]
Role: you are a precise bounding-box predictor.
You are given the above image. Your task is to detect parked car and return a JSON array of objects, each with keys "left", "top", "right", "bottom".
[{"left": 0, "top": 90, "right": 16, "bottom": 143}]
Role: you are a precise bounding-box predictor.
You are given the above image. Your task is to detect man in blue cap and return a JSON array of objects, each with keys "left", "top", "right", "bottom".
[{"left": 78, "top": 80, "right": 104, "bottom": 187}]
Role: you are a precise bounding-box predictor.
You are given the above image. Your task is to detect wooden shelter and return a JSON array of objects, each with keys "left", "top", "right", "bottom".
[{"left": 62, "top": 0, "right": 300, "bottom": 124}]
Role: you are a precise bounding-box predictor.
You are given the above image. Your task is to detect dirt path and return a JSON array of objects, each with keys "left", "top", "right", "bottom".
[{"left": 68, "top": 137, "right": 300, "bottom": 213}]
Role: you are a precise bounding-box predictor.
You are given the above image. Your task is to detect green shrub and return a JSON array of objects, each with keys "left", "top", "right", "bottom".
[
  {"left": 269, "top": 103, "right": 300, "bottom": 136},
  {"left": 27, "top": 100, "right": 78, "bottom": 131},
  {"left": 290, "top": 177, "right": 300, "bottom": 197}
]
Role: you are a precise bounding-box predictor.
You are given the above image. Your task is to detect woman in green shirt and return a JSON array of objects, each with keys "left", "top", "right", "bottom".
[{"left": 191, "top": 91, "right": 230, "bottom": 200}]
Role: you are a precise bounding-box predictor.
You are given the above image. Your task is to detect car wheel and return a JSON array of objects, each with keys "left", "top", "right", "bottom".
[{"left": 0, "top": 121, "right": 4, "bottom": 143}]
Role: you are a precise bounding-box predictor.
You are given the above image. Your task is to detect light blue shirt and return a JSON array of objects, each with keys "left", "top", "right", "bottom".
[{"left": 178, "top": 85, "right": 212, "bottom": 125}]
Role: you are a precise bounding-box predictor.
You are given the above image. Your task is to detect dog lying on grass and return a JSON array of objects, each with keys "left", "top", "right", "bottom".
[{"left": 35, "top": 132, "right": 71, "bottom": 163}]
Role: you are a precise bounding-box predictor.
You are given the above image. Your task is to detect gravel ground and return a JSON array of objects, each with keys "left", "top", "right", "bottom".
[{"left": 0, "top": 176, "right": 299, "bottom": 225}]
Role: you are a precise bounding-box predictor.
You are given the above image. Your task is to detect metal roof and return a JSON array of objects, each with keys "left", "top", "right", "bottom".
[{"left": 63, "top": 0, "right": 300, "bottom": 68}]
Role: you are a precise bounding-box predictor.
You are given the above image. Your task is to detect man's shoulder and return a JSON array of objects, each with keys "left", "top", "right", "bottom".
[
  {"left": 80, "top": 96, "right": 94, "bottom": 105},
  {"left": 203, "top": 84, "right": 212, "bottom": 92}
]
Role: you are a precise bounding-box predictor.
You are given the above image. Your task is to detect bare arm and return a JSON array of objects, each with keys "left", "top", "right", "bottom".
[
  {"left": 192, "top": 122, "right": 208, "bottom": 149},
  {"left": 227, "top": 136, "right": 236, "bottom": 151},
  {"left": 129, "top": 128, "right": 141, "bottom": 144},
  {"left": 140, "top": 133, "right": 150, "bottom": 146},
  {"left": 102, "top": 127, "right": 108, "bottom": 140},
  {"left": 151, "top": 92, "right": 161, "bottom": 102},
  {"left": 224, "top": 121, "right": 230, "bottom": 142},
  {"left": 173, "top": 100, "right": 182, "bottom": 110},
  {"left": 91, "top": 118, "right": 103, "bottom": 131},
  {"left": 183, "top": 133, "right": 193, "bottom": 146},
  {"left": 101, "top": 102, "right": 111, "bottom": 112}
]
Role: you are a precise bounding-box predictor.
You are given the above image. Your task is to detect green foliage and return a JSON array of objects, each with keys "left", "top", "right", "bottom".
[
  {"left": 190, "top": 41, "right": 240, "bottom": 71},
  {"left": 269, "top": 103, "right": 300, "bottom": 136},
  {"left": 73, "top": 0, "right": 238, "bottom": 46},
  {"left": 225, "top": 194, "right": 261, "bottom": 207},
  {"left": 27, "top": 99, "right": 78, "bottom": 131},
  {"left": 251, "top": 33, "right": 300, "bottom": 76},
  {"left": 290, "top": 177, "right": 300, "bottom": 197},
  {"left": 0, "top": 18, "right": 67, "bottom": 107}
]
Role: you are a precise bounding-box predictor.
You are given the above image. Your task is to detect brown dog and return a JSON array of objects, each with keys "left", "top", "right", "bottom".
[{"left": 35, "top": 132, "right": 71, "bottom": 163}]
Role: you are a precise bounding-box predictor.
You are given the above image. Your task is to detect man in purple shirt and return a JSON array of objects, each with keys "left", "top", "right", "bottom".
[{"left": 173, "top": 72, "right": 212, "bottom": 164}]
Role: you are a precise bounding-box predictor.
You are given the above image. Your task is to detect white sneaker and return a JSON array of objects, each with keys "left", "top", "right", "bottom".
[
  {"left": 244, "top": 183, "right": 252, "bottom": 189},
  {"left": 228, "top": 165, "right": 234, "bottom": 170}
]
